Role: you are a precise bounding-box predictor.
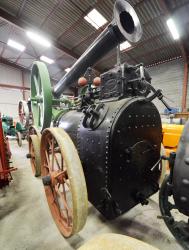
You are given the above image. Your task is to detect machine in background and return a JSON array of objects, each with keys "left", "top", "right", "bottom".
[
  {"left": 2, "top": 115, "right": 26, "bottom": 147},
  {"left": 162, "top": 123, "right": 184, "bottom": 158}
]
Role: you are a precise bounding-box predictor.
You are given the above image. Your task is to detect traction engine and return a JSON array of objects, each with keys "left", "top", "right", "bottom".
[{"left": 28, "top": 0, "right": 175, "bottom": 240}]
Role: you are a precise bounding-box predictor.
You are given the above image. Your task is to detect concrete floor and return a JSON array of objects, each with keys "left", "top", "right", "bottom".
[{"left": 0, "top": 141, "right": 183, "bottom": 250}]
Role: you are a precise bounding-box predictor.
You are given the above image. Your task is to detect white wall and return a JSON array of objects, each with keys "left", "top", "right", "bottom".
[
  {"left": 0, "top": 59, "right": 187, "bottom": 119},
  {"left": 148, "top": 59, "right": 185, "bottom": 113},
  {"left": 0, "top": 63, "right": 30, "bottom": 120}
]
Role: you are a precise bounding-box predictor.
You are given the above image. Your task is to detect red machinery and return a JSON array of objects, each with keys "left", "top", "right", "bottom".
[{"left": 0, "top": 115, "right": 16, "bottom": 188}]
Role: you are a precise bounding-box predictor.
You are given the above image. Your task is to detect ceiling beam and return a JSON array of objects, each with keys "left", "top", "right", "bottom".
[
  {"left": 0, "top": 7, "right": 79, "bottom": 60},
  {"left": 158, "top": 0, "right": 188, "bottom": 62},
  {"left": 40, "top": 0, "right": 65, "bottom": 28},
  {"left": 0, "top": 57, "right": 60, "bottom": 83},
  {"left": 17, "top": 0, "right": 27, "bottom": 18},
  {"left": 15, "top": 0, "right": 65, "bottom": 64},
  {"left": 98, "top": 30, "right": 169, "bottom": 66},
  {"left": 0, "top": 57, "right": 30, "bottom": 72},
  {"left": 0, "top": 7, "right": 102, "bottom": 73},
  {"left": 57, "top": 0, "right": 103, "bottom": 41},
  {"left": 71, "top": 24, "right": 106, "bottom": 51},
  {"left": 70, "top": 0, "right": 148, "bottom": 52}
]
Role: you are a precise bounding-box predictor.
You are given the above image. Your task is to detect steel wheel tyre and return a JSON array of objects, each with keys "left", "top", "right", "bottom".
[
  {"left": 29, "top": 135, "right": 41, "bottom": 177},
  {"left": 31, "top": 61, "right": 52, "bottom": 131},
  {"left": 16, "top": 131, "right": 22, "bottom": 147},
  {"left": 41, "top": 128, "right": 88, "bottom": 237}
]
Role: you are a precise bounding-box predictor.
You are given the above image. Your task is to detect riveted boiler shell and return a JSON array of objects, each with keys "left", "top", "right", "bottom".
[{"left": 58, "top": 97, "right": 162, "bottom": 219}]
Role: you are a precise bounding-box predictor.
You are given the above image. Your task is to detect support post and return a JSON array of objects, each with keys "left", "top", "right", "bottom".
[
  {"left": 182, "top": 62, "right": 188, "bottom": 112},
  {"left": 21, "top": 71, "right": 26, "bottom": 100}
]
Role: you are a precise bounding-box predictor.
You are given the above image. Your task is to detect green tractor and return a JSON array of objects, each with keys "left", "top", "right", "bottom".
[{"left": 2, "top": 115, "right": 27, "bottom": 147}]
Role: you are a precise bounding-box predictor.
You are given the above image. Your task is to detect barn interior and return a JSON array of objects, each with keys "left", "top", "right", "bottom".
[{"left": 0, "top": 1, "right": 189, "bottom": 250}]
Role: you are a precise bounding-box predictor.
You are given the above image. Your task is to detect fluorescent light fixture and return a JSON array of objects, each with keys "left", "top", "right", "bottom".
[
  {"left": 167, "top": 18, "right": 180, "bottom": 40},
  {"left": 7, "top": 39, "right": 25, "bottom": 52},
  {"left": 120, "top": 41, "right": 131, "bottom": 51},
  {"left": 26, "top": 31, "right": 51, "bottom": 47},
  {"left": 40, "top": 55, "right": 54, "bottom": 64},
  {"left": 65, "top": 67, "right": 71, "bottom": 73},
  {"left": 84, "top": 9, "right": 107, "bottom": 29}
]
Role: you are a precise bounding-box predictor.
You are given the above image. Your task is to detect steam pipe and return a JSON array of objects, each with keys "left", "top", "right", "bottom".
[{"left": 53, "top": 0, "right": 142, "bottom": 97}]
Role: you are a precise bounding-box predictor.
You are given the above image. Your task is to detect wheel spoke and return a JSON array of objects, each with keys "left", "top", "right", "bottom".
[
  {"left": 54, "top": 170, "right": 67, "bottom": 179},
  {"left": 60, "top": 184, "right": 72, "bottom": 226},
  {"left": 45, "top": 151, "right": 50, "bottom": 165},
  {"left": 64, "top": 179, "right": 70, "bottom": 188},
  {"left": 54, "top": 184, "right": 72, "bottom": 226},
  {"left": 51, "top": 139, "right": 55, "bottom": 171},
  {"left": 168, "top": 201, "right": 177, "bottom": 210},
  {"left": 54, "top": 153, "right": 61, "bottom": 169}
]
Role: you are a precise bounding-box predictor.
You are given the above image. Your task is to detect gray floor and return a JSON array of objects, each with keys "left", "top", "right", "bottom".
[{"left": 0, "top": 141, "right": 183, "bottom": 250}]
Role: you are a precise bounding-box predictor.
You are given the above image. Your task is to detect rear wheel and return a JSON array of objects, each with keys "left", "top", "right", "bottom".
[
  {"left": 41, "top": 128, "right": 88, "bottom": 237},
  {"left": 29, "top": 135, "right": 41, "bottom": 177}
]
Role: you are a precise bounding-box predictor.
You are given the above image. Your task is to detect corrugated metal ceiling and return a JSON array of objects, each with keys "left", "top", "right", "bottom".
[{"left": 0, "top": 0, "right": 188, "bottom": 82}]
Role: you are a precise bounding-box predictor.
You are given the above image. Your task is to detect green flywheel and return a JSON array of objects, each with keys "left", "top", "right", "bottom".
[{"left": 31, "top": 61, "right": 52, "bottom": 131}]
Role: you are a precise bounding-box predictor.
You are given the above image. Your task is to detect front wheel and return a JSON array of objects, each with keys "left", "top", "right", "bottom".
[{"left": 41, "top": 128, "right": 88, "bottom": 237}]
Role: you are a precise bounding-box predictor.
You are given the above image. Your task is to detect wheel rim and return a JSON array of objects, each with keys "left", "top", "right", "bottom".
[
  {"left": 18, "top": 100, "right": 29, "bottom": 127},
  {"left": 159, "top": 175, "right": 189, "bottom": 249},
  {"left": 31, "top": 61, "right": 52, "bottom": 131},
  {"left": 41, "top": 128, "right": 88, "bottom": 237}
]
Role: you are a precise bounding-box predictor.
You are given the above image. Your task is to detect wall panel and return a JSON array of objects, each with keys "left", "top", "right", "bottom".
[
  {"left": 0, "top": 63, "right": 30, "bottom": 120},
  {"left": 0, "top": 88, "right": 23, "bottom": 120},
  {"left": 148, "top": 59, "right": 184, "bottom": 113}
]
